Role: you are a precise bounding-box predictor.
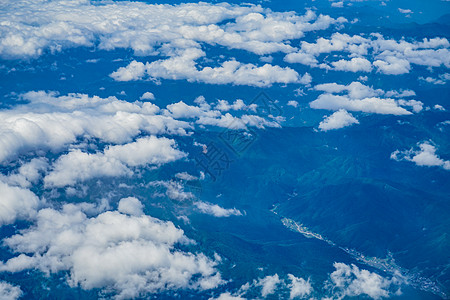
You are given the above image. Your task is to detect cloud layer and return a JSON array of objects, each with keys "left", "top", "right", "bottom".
[
  {"left": 0, "top": 198, "right": 223, "bottom": 299},
  {"left": 1, "top": 1, "right": 344, "bottom": 59}
]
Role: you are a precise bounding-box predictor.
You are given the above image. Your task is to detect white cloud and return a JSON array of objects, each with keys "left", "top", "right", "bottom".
[
  {"left": 315, "top": 82, "right": 383, "bottom": 99},
  {"left": 284, "top": 51, "right": 319, "bottom": 66},
  {"left": 140, "top": 92, "right": 155, "bottom": 101},
  {"left": 0, "top": 281, "right": 22, "bottom": 300},
  {"left": 328, "top": 263, "right": 397, "bottom": 299},
  {"left": 287, "top": 100, "right": 299, "bottom": 108},
  {"left": 398, "top": 8, "right": 413, "bottom": 14},
  {"left": 319, "top": 109, "right": 359, "bottom": 131},
  {"left": 149, "top": 180, "right": 195, "bottom": 202},
  {"left": 111, "top": 49, "right": 302, "bottom": 87},
  {"left": 384, "top": 90, "right": 416, "bottom": 98},
  {"left": 331, "top": 2, "right": 344, "bottom": 8},
  {"left": 434, "top": 104, "right": 446, "bottom": 111},
  {"left": 391, "top": 142, "right": 450, "bottom": 171},
  {"left": 287, "top": 274, "right": 312, "bottom": 299},
  {"left": 299, "top": 33, "right": 370, "bottom": 57},
  {"left": 257, "top": 274, "right": 281, "bottom": 297},
  {"left": 299, "top": 72, "right": 313, "bottom": 86},
  {"left": 284, "top": 33, "right": 449, "bottom": 75},
  {"left": 310, "top": 94, "right": 412, "bottom": 115},
  {"left": 215, "top": 100, "right": 247, "bottom": 112},
  {"left": 175, "top": 172, "right": 199, "bottom": 181},
  {"left": 419, "top": 73, "right": 450, "bottom": 85},
  {"left": 44, "top": 136, "right": 186, "bottom": 187},
  {"left": 0, "top": 200, "right": 223, "bottom": 299},
  {"left": 331, "top": 57, "right": 372, "bottom": 72},
  {"left": 373, "top": 56, "right": 411, "bottom": 75},
  {"left": 2, "top": 157, "right": 48, "bottom": 188},
  {"left": 209, "top": 293, "right": 246, "bottom": 300},
  {"left": 117, "top": 197, "right": 144, "bottom": 216},
  {"left": 358, "top": 75, "right": 368, "bottom": 82},
  {"left": 396, "top": 99, "right": 423, "bottom": 113},
  {"left": 0, "top": 91, "right": 190, "bottom": 163},
  {"left": 0, "top": 181, "right": 40, "bottom": 225},
  {"left": 311, "top": 82, "right": 421, "bottom": 115},
  {"left": 0, "top": 1, "right": 343, "bottom": 59},
  {"left": 164, "top": 98, "right": 281, "bottom": 129},
  {"left": 194, "top": 201, "right": 243, "bottom": 217}
]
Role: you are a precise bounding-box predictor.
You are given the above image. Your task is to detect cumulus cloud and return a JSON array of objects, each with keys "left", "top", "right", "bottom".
[
  {"left": 319, "top": 109, "right": 359, "bottom": 131},
  {"left": 419, "top": 73, "right": 450, "bottom": 85},
  {"left": 315, "top": 82, "right": 383, "bottom": 99},
  {"left": 209, "top": 292, "right": 246, "bottom": 300},
  {"left": 140, "top": 92, "right": 155, "bottom": 101},
  {"left": 44, "top": 136, "right": 186, "bottom": 187},
  {"left": 391, "top": 142, "right": 450, "bottom": 171},
  {"left": 287, "top": 100, "right": 299, "bottom": 108},
  {"left": 331, "top": 57, "right": 372, "bottom": 72},
  {"left": 117, "top": 197, "right": 144, "bottom": 216},
  {"left": 194, "top": 201, "right": 243, "bottom": 217},
  {"left": 0, "top": 91, "right": 279, "bottom": 169},
  {"left": 284, "top": 33, "right": 449, "bottom": 75},
  {"left": 311, "top": 82, "right": 421, "bottom": 115},
  {"left": 310, "top": 94, "right": 412, "bottom": 115},
  {"left": 257, "top": 274, "right": 281, "bottom": 297},
  {"left": 287, "top": 274, "right": 312, "bottom": 299},
  {"left": 327, "top": 263, "right": 399, "bottom": 299},
  {"left": 111, "top": 49, "right": 302, "bottom": 87},
  {"left": 398, "top": 8, "right": 413, "bottom": 14},
  {"left": 1, "top": 157, "right": 48, "bottom": 188},
  {"left": 373, "top": 56, "right": 411, "bottom": 75},
  {"left": 215, "top": 100, "right": 248, "bottom": 112},
  {"left": 0, "top": 91, "right": 190, "bottom": 163},
  {"left": 0, "top": 281, "right": 22, "bottom": 300},
  {"left": 331, "top": 2, "right": 344, "bottom": 8},
  {"left": 227, "top": 273, "right": 312, "bottom": 299},
  {"left": 164, "top": 98, "right": 281, "bottom": 129},
  {"left": 0, "top": 181, "right": 40, "bottom": 225},
  {"left": 0, "top": 1, "right": 344, "bottom": 59},
  {"left": 0, "top": 199, "right": 223, "bottom": 299}
]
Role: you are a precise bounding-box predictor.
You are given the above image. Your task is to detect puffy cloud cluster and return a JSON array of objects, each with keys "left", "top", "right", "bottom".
[
  {"left": 0, "top": 91, "right": 190, "bottom": 163},
  {"left": 288, "top": 274, "right": 313, "bottom": 299},
  {"left": 0, "top": 1, "right": 344, "bottom": 59},
  {"left": 319, "top": 109, "right": 359, "bottom": 131},
  {"left": 327, "top": 263, "right": 400, "bottom": 299},
  {"left": 44, "top": 136, "right": 186, "bottom": 187},
  {"left": 0, "top": 198, "right": 223, "bottom": 299},
  {"left": 391, "top": 142, "right": 450, "bottom": 171},
  {"left": 223, "top": 273, "right": 312, "bottom": 299},
  {"left": 2, "top": 1, "right": 347, "bottom": 87},
  {"left": 110, "top": 48, "right": 304, "bottom": 87},
  {"left": 0, "top": 157, "right": 48, "bottom": 188},
  {"left": 0, "top": 91, "right": 281, "bottom": 166},
  {"left": 285, "top": 33, "right": 450, "bottom": 75},
  {"left": 310, "top": 81, "right": 422, "bottom": 115},
  {"left": 212, "top": 264, "right": 400, "bottom": 300},
  {"left": 331, "top": 57, "right": 372, "bottom": 73},
  {"left": 257, "top": 274, "right": 281, "bottom": 297},
  {"left": 419, "top": 73, "right": 450, "bottom": 85},
  {"left": 164, "top": 96, "right": 281, "bottom": 129},
  {"left": 0, "top": 180, "right": 40, "bottom": 225},
  {"left": 0, "top": 281, "right": 22, "bottom": 300},
  {"left": 210, "top": 292, "right": 246, "bottom": 300}
]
